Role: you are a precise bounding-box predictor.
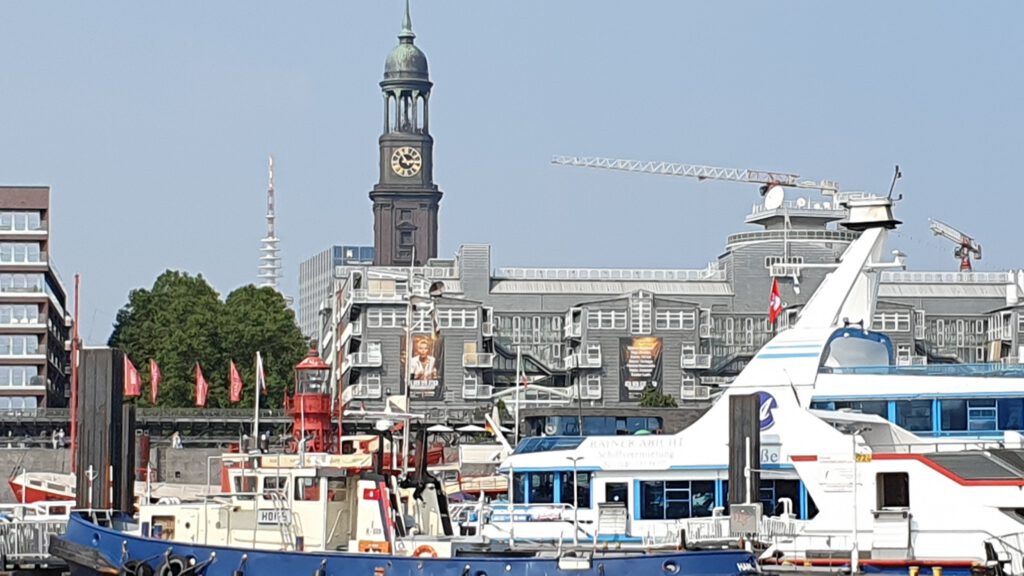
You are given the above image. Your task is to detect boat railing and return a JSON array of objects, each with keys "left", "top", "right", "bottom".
[
  {"left": 985, "top": 532, "right": 1024, "bottom": 576},
  {"left": 0, "top": 515, "right": 67, "bottom": 570},
  {"left": 868, "top": 439, "right": 1006, "bottom": 454},
  {"left": 0, "top": 501, "right": 70, "bottom": 519}
]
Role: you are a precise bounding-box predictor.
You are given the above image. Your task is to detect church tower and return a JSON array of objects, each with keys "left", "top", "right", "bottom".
[{"left": 370, "top": 1, "right": 442, "bottom": 266}]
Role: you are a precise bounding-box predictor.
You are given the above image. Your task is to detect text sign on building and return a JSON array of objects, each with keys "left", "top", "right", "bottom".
[
  {"left": 257, "top": 509, "right": 292, "bottom": 525},
  {"left": 619, "top": 337, "right": 663, "bottom": 401}
]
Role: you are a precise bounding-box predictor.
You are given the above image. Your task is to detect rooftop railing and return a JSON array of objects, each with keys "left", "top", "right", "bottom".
[{"left": 494, "top": 266, "right": 726, "bottom": 282}]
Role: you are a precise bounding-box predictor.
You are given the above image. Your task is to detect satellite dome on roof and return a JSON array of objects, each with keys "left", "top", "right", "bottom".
[{"left": 384, "top": 0, "right": 429, "bottom": 81}]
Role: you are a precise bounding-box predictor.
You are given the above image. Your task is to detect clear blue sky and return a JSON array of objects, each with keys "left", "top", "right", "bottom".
[{"left": 1, "top": 2, "right": 1021, "bottom": 344}]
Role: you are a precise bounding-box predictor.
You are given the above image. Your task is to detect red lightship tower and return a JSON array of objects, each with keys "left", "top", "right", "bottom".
[{"left": 285, "top": 349, "right": 334, "bottom": 453}]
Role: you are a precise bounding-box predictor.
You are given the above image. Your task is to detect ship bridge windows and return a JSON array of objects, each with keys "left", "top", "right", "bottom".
[
  {"left": 513, "top": 436, "right": 585, "bottom": 454},
  {"left": 233, "top": 474, "right": 257, "bottom": 500},
  {"left": 638, "top": 480, "right": 715, "bottom": 520},
  {"left": 261, "top": 476, "right": 288, "bottom": 500},
  {"left": 941, "top": 399, "right": 1024, "bottom": 433},
  {"left": 895, "top": 400, "right": 933, "bottom": 432},
  {"left": 295, "top": 476, "right": 321, "bottom": 501},
  {"left": 510, "top": 470, "right": 592, "bottom": 508}
]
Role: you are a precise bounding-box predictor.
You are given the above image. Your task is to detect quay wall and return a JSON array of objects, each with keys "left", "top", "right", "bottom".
[{"left": 0, "top": 446, "right": 223, "bottom": 502}]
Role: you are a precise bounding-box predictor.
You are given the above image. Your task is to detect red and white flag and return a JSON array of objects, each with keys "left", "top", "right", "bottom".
[
  {"left": 149, "top": 359, "right": 161, "bottom": 405},
  {"left": 229, "top": 361, "right": 244, "bottom": 403},
  {"left": 195, "top": 363, "right": 209, "bottom": 407},
  {"left": 768, "top": 278, "right": 783, "bottom": 326},
  {"left": 123, "top": 356, "right": 142, "bottom": 398}
]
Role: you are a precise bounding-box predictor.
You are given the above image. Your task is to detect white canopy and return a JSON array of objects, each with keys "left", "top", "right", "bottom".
[
  {"left": 427, "top": 424, "right": 454, "bottom": 432},
  {"left": 457, "top": 424, "right": 487, "bottom": 433}
]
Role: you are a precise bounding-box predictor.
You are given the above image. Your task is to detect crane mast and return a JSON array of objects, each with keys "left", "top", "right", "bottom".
[
  {"left": 928, "top": 219, "right": 982, "bottom": 272},
  {"left": 551, "top": 155, "right": 840, "bottom": 196}
]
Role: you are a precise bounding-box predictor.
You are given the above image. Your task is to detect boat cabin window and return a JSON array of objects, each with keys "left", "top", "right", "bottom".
[
  {"left": 941, "top": 398, "right": 1024, "bottom": 432},
  {"left": 511, "top": 472, "right": 555, "bottom": 504},
  {"left": 261, "top": 476, "right": 287, "bottom": 500},
  {"left": 605, "top": 482, "right": 628, "bottom": 504},
  {"left": 877, "top": 472, "right": 910, "bottom": 508},
  {"left": 639, "top": 480, "right": 715, "bottom": 520},
  {"left": 558, "top": 471, "right": 592, "bottom": 509},
  {"left": 895, "top": 400, "right": 932, "bottom": 432},
  {"left": 528, "top": 472, "right": 554, "bottom": 504},
  {"left": 327, "top": 478, "right": 348, "bottom": 501},
  {"left": 294, "top": 476, "right": 321, "bottom": 501},
  {"left": 233, "top": 474, "right": 256, "bottom": 500}
]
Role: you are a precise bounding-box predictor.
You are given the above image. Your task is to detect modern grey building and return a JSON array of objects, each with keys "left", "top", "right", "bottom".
[
  {"left": 307, "top": 5, "right": 1024, "bottom": 429},
  {"left": 0, "top": 186, "right": 71, "bottom": 409},
  {"left": 321, "top": 200, "right": 1024, "bottom": 427},
  {"left": 298, "top": 246, "right": 375, "bottom": 339}
]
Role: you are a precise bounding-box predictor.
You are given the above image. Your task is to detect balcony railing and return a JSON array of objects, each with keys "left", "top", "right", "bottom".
[
  {"left": 579, "top": 382, "right": 602, "bottom": 400},
  {"left": 349, "top": 288, "right": 406, "bottom": 303},
  {"left": 895, "top": 356, "right": 928, "bottom": 367},
  {"left": 347, "top": 351, "right": 383, "bottom": 368},
  {"left": 349, "top": 382, "right": 382, "bottom": 400},
  {"left": 462, "top": 383, "right": 494, "bottom": 400},
  {"left": 564, "top": 323, "right": 582, "bottom": 339},
  {"left": 463, "top": 353, "right": 495, "bottom": 368},
  {"left": 681, "top": 384, "right": 711, "bottom": 400},
  {"left": 681, "top": 354, "right": 712, "bottom": 369}
]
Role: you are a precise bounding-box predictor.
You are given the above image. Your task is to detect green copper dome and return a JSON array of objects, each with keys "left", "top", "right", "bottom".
[{"left": 383, "top": 1, "right": 429, "bottom": 81}]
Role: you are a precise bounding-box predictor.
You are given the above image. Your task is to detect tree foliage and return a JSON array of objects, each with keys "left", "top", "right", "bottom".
[
  {"left": 109, "top": 271, "right": 308, "bottom": 408},
  {"left": 638, "top": 385, "right": 678, "bottom": 408}
]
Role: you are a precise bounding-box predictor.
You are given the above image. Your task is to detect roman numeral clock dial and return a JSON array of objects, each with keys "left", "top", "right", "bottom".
[{"left": 390, "top": 146, "right": 422, "bottom": 177}]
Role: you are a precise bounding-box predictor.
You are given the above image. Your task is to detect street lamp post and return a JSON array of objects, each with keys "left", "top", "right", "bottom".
[{"left": 566, "top": 455, "right": 583, "bottom": 548}]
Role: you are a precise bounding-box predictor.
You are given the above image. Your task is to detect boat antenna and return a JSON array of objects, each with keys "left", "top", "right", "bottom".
[{"left": 887, "top": 164, "right": 902, "bottom": 200}]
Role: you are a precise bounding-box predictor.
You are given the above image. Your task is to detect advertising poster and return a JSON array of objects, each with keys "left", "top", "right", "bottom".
[
  {"left": 619, "top": 336, "right": 663, "bottom": 401},
  {"left": 402, "top": 334, "right": 444, "bottom": 400}
]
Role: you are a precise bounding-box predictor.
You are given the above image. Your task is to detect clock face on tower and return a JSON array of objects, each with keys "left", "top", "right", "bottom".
[{"left": 390, "top": 146, "right": 422, "bottom": 177}]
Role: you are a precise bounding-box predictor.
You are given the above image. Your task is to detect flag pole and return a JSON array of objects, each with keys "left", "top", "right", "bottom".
[
  {"left": 253, "top": 352, "right": 262, "bottom": 447},
  {"left": 514, "top": 346, "right": 521, "bottom": 447}
]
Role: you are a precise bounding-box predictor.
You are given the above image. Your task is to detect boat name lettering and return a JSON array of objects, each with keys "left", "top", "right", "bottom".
[{"left": 256, "top": 509, "right": 292, "bottom": 525}]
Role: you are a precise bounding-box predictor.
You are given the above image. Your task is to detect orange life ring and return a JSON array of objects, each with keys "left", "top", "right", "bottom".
[{"left": 413, "top": 545, "right": 438, "bottom": 558}]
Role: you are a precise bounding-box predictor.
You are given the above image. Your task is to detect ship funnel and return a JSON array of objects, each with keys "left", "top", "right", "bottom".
[{"left": 840, "top": 197, "right": 901, "bottom": 232}]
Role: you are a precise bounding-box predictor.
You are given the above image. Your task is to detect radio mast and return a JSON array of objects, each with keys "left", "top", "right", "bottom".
[{"left": 258, "top": 155, "right": 282, "bottom": 289}]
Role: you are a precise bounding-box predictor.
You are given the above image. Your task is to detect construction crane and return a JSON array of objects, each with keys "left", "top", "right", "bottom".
[
  {"left": 929, "top": 219, "right": 982, "bottom": 272},
  {"left": 551, "top": 155, "right": 841, "bottom": 196}
]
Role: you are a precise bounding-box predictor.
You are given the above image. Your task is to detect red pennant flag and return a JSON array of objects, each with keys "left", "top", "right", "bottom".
[
  {"left": 195, "top": 363, "right": 209, "bottom": 407},
  {"left": 123, "top": 356, "right": 142, "bottom": 398},
  {"left": 149, "top": 359, "right": 161, "bottom": 405},
  {"left": 229, "top": 361, "right": 244, "bottom": 403},
  {"left": 768, "top": 278, "right": 783, "bottom": 326}
]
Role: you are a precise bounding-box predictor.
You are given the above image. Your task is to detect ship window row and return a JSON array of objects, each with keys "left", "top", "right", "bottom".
[
  {"left": 511, "top": 471, "right": 592, "bottom": 508},
  {"left": 0, "top": 335, "right": 41, "bottom": 355},
  {"left": 811, "top": 397, "right": 1024, "bottom": 434},
  {"left": 639, "top": 480, "right": 715, "bottom": 520},
  {"left": 0, "top": 243, "right": 42, "bottom": 263},
  {"left": 0, "top": 212, "right": 42, "bottom": 231},
  {"left": 523, "top": 416, "right": 663, "bottom": 437},
  {"left": 0, "top": 366, "right": 39, "bottom": 387}
]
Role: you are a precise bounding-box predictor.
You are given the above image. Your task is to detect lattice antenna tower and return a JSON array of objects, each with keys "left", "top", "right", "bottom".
[{"left": 258, "top": 155, "right": 282, "bottom": 289}]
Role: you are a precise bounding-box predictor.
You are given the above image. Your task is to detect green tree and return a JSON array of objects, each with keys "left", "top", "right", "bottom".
[
  {"left": 221, "top": 285, "right": 308, "bottom": 409},
  {"left": 109, "top": 271, "right": 306, "bottom": 409},
  {"left": 638, "top": 385, "right": 677, "bottom": 408}
]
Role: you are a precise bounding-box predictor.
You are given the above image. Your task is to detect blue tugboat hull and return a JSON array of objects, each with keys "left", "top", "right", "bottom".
[{"left": 53, "top": 512, "right": 761, "bottom": 576}]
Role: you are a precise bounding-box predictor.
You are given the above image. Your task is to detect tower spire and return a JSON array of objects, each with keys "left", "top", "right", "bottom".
[
  {"left": 399, "top": 0, "right": 415, "bottom": 42},
  {"left": 259, "top": 155, "right": 282, "bottom": 290}
]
